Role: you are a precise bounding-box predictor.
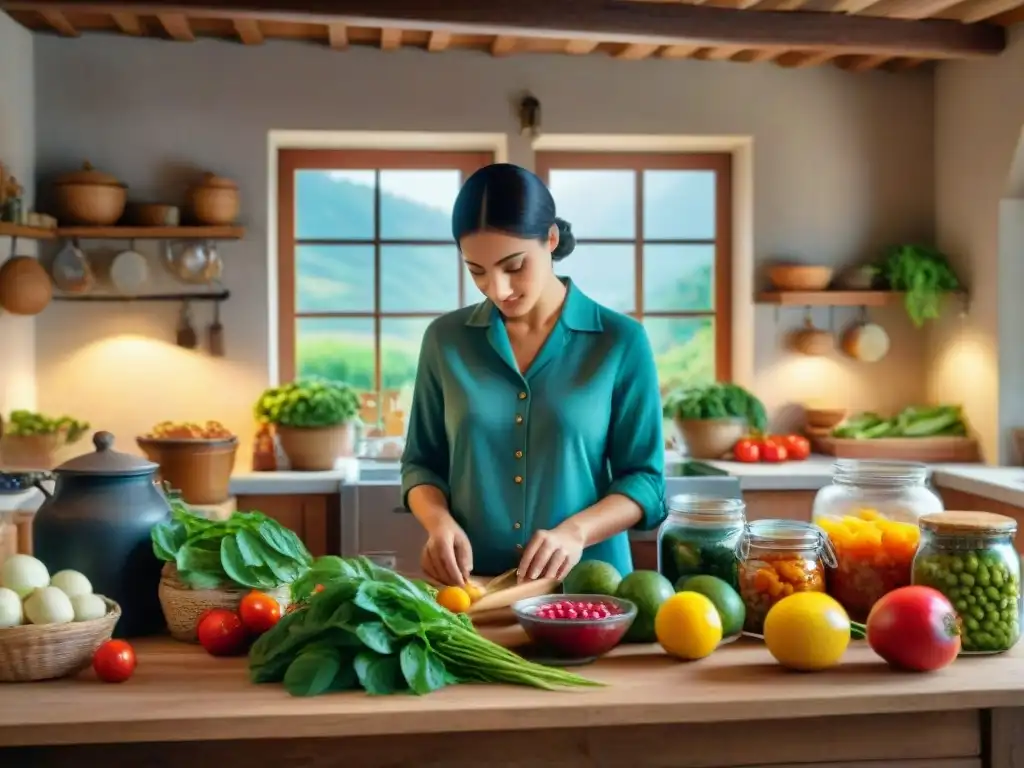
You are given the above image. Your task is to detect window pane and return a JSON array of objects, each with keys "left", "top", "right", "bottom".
[
  {"left": 643, "top": 244, "right": 715, "bottom": 312},
  {"left": 296, "top": 245, "right": 374, "bottom": 313},
  {"left": 296, "top": 170, "right": 374, "bottom": 240},
  {"left": 381, "top": 246, "right": 459, "bottom": 312},
  {"left": 381, "top": 317, "right": 433, "bottom": 393},
  {"left": 547, "top": 169, "right": 635, "bottom": 239},
  {"left": 380, "top": 170, "right": 461, "bottom": 240},
  {"left": 554, "top": 244, "right": 635, "bottom": 312},
  {"left": 296, "top": 317, "right": 375, "bottom": 391},
  {"left": 643, "top": 316, "right": 716, "bottom": 392},
  {"left": 643, "top": 170, "right": 716, "bottom": 241}
]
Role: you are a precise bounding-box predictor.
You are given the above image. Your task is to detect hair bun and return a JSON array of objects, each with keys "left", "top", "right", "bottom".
[{"left": 552, "top": 217, "right": 576, "bottom": 261}]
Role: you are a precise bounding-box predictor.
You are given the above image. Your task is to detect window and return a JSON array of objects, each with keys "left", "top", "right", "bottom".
[
  {"left": 277, "top": 149, "right": 493, "bottom": 426},
  {"left": 535, "top": 152, "right": 732, "bottom": 391}
]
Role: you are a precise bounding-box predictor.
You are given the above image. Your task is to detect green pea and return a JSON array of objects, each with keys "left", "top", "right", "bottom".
[
  {"left": 955, "top": 599, "right": 969, "bottom": 613},
  {"left": 946, "top": 574, "right": 960, "bottom": 588},
  {"left": 965, "top": 616, "right": 980, "bottom": 632},
  {"left": 951, "top": 558, "right": 964, "bottom": 573},
  {"left": 965, "top": 553, "right": 980, "bottom": 573},
  {"left": 960, "top": 573, "right": 976, "bottom": 587},
  {"left": 972, "top": 605, "right": 986, "bottom": 621},
  {"left": 977, "top": 566, "right": 991, "bottom": 587}
]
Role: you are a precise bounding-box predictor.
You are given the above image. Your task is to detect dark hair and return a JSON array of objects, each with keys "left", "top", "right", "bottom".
[{"left": 451, "top": 163, "right": 576, "bottom": 261}]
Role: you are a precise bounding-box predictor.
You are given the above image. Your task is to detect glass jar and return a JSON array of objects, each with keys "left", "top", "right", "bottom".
[
  {"left": 657, "top": 494, "right": 745, "bottom": 590},
  {"left": 736, "top": 519, "right": 836, "bottom": 637},
  {"left": 912, "top": 511, "right": 1021, "bottom": 655},
  {"left": 811, "top": 459, "right": 943, "bottom": 622}
]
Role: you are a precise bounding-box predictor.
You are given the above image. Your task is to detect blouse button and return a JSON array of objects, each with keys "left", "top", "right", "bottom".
[
  {"left": 513, "top": 521, "right": 522, "bottom": 530},
  {"left": 514, "top": 450, "right": 523, "bottom": 459},
  {"left": 516, "top": 543, "right": 524, "bottom": 551},
  {"left": 518, "top": 391, "right": 528, "bottom": 400},
  {"left": 515, "top": 415, "right": 524, "bottom": 425},
  {"left": 514, "top": 475, "right": 523, "bottom": 484}
]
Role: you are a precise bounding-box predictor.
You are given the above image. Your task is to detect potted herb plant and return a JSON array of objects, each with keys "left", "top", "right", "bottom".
[
  {"left": 152, "top": 497, "right": 312, "bottom": 642},
  {"left": 254, "top": 378, "right": 361, "bottom": 471},
  {"left": 663, "top": 383, "right": 768, "bottom": 459},
  {"left": 0, "top": 410, "right": 90, "bottom": 470}
]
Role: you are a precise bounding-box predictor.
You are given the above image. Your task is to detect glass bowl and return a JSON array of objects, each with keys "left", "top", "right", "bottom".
[{"left": 511, "top": 593, "right": 637, "bottom": 660}]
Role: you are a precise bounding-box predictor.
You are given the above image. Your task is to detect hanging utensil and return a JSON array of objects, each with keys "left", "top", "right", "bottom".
[
  {"left": 176, "top": 301, "right": 197, "bottom": 349},
  {"left": 208, "top": 299, "right": 224, "bottom": 357}
]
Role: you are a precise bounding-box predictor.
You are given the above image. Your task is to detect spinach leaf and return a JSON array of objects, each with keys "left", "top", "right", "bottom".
[
  {"left": 353, "top": 651, "right": 406, "bottom": 696},
  {"left": 355, "top": 621, "right": 394, "bottom": 655},
  {"left": 399, "top": 639, "right": 450, "bottom": 695},
  {"left": 283, "top": 647, "right": 342, "bottom": 697},
  {"left": 220, "top": 537, "right": 253, "bottom": 586},
  {"left": 151, "top": 519, "right": 187, "bottom": 561},
  {"left": 176, "top": 544, "right": 223, "bottom": 577},
  {"left": 234, "top": 528, "right": 266, "bottom": 568}
]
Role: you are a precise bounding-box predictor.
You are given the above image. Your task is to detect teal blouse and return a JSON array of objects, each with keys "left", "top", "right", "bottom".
[{"left": 400, "top": 278, "right": 667, "bottom": 577}]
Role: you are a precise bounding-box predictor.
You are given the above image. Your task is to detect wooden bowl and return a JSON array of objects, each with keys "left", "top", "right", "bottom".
[
  {"left": 768, "top": 265, "right": 834, "bottom": 292},
  {"left": 805, "top": 407, "right": 846, "bottom": 430}
]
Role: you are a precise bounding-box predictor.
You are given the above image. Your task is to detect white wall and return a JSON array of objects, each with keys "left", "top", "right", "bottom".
[
  {"left": 0, "top": 13, "right": 35, "bottom": 416},
  {"left": 31, "top": 34, "right": 937, "bottom": 462},
  {"left": 932, "top": 25, "right": 1024, "bottom": 463}
]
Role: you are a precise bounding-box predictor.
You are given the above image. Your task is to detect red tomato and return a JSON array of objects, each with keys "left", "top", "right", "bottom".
[
  {"left": 780, "top": 434, "right": 811, "bottom": 461},
  {"left": 760, "top": 440, "right": 788, "bottom": 462},
  {"left": 733, "top": 438, "right": 761, "bottom": 463},
  {"left": 93, "top": 639, "right": 137, "bottom": 683},
  {"left": 239, "top": 590, "right": 282, "bottom": 635},
  {"left": 197, "top": 608, "right": 248, "bottom": 657},
  {"left": 866, "top": 586, "right": 961, "bottom": 672}
]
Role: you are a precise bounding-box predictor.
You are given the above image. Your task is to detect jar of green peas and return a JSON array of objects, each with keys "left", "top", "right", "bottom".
[{"left": 912, "top": 511, "right": 1021, "bottom": 655}]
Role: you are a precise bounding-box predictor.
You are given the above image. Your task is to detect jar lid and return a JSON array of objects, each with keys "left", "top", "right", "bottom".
[
  {"left": 745, "top": 519, "right": 821, "bottom": 547},
  {"left": 54, "top": 161, "right": 126, "bottom": 188},
  {"left": 920, "top": 511, "right": 1017, "bottom": 535},
  {"left": 194, "top": 172, "right": 238, "bottom": 190},
  {"left": 55, "top": 431, "right": 158, "bottom": 476},
  {"left": 667, "top": 494, "right": 744, "bottom": 523}
]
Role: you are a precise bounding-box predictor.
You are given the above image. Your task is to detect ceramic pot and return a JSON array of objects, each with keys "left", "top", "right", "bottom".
[
  {"left": 137, "top": 436, "right": 238, "bottom": 505},
  {"left": 277, "top": 422, "right": 355, "bottom": 470},
  {"left": 673, "top": 418, "right": 748, "bottom": 460},
  {"left": 31, "top": 431, "right": 170, "bottom": 638}
]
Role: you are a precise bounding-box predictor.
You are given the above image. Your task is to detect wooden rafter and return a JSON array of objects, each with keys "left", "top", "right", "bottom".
[
  {"left": 232, "top": 17, "right": 262, "bottom": 43},
  {"left": 0, "top": 0, "right": 1007, "bottom": 59},
  {"left": 326, "top": 21, "right": 347, "bottom": 48},
  {"left": 156, "top": 12, "right": 193, "bottom": 40},
  {"left": 565, "top": 39, "right": 598, "bottom": 54},
  {"left": 39, "top": 8, "right": 77, "bottom": 34},
  {"left": 426, "top": 29, "right": 449, "bottom": 51},
  {"left": 490, "top": 34, "right": 516, "bottom": 55},
  {"left": 110, "top": 10, "right": 140, "bottom": 33},
  {"left": 616, "top": 42, "right": 659, "bottom": 59},
  {"left": 776, "top": 50, "right": 839, "bottom": 67},
  {"left": 959, "top": 0, "right": 1024, "bottom": 22},
  {"left": 838, "top": 53, "right": 891, "bottom": 70},
  {"left": 379, "top": 27, "right": 401, "bottom": 49},
  {"left": 885, "top": 0, "right": 973, "bottom": 19},
  {"left": 697, "top": 45, "right": 747, "bottom": 60},
  {"left": 659, "top": 44, "right": 700, "bottom": 58}
]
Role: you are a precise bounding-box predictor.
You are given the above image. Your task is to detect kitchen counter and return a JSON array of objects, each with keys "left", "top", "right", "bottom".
[{"left": 0, "top": 638, "right": 1017, "bottom": 767}]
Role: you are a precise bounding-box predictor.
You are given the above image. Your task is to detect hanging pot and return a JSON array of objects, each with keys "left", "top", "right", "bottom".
[
  {"left": 789, "top": 315, "right": 833, "bottom": 356},
  {"left": 30, "top": 431, "right": 170, "bottom": 638},
  {"left": 840, "top": 312, "right": 891, "bottom": 363},
  {"left": 0, "top": 256, "right": 52, "bottom": 315}
]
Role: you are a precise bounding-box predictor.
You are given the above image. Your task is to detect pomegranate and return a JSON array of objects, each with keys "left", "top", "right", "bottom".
[{"left": 866, "top": 586, "right": 961, "bottom": 672}]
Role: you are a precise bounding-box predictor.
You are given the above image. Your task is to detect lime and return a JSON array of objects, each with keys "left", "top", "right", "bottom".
[
  {"left": 616, "top": 570, "right": 676, "bottom": 643},
  {"left": 655, "top": 592, "right": 723, "bottom": 660},
  {"left": 563, "top": 560, "right": 622, "bottom": 596},
  {"left": 677, "top": 574, "right": 746, "bottom": 638}
]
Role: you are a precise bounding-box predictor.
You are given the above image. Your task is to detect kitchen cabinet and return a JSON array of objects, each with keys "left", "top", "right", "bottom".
[{"left": 235, "top": 493, "right": 337, "bottom": 558}]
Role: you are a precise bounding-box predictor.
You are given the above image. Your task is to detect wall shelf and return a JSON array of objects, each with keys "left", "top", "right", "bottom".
[
  {"left": 0, "top": 222, "right": 57, "bottom": 240},
  {"left": 56, "top": 226, "right": 245, "bottom": 240},
  {"left": 51, "top": 290, "right": 230, "bottom": 303}
]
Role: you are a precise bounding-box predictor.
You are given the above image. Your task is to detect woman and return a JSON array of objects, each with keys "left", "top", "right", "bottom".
[{"left": 400, "top": 163, "right": 666, "bottom": 587}]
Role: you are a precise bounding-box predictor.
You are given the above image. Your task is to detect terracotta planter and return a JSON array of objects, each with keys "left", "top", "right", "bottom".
[
  {"left": 0, "top": 434, "right": 62, "bottom": 470},
  {"left": 673, "top": 418, "right": 748, "bottom": 460},
  {"left": 276, "top": 423, "right": 355, "bottom": 471},
  {"left": 137, "top": 436, "right": 238, "bottom": 505}
]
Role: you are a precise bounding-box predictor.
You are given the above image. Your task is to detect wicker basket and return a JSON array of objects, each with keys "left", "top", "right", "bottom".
[
  {"left": 158, "top": 563, "right": 291, "bottom": 643},
  {"left": 0, "top": 597, "right": 121, "bottom": 682}
]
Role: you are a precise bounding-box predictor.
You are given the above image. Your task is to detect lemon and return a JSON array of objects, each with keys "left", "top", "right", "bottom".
[
  {"left": 763, "top": 592, "right": 851, "bottom": 671},
  {"left": 655, "top": 591, "right": 723, "bottom": 660},
  {"left": 436, "top": 586, "right": 471, "bottom": 614}
]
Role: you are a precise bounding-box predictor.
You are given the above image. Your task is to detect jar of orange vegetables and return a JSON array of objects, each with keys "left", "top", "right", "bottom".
[
  {"left": 812, "top": 459, "right": 943, "bottom": 622},
  {"left": 736, "top": 519, "right": 836, "bottom": 637}
]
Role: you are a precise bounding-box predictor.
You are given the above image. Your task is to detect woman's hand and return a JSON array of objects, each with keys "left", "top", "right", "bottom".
[
  {"left": 518, "top": 524, "right": 585, "bottom": 583},
  {"left": 421, "top": 517, "right": 473, "bottom": 587}
]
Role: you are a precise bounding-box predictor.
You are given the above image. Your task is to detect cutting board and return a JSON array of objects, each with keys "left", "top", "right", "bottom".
[
  {"left": 477, "top": 622, "right": 530, "bottom": 649},
  {"left": 810, "top": 435, "right": 980, "bottom": 463}
]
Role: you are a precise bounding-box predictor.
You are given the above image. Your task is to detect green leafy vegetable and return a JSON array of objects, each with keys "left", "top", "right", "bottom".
[
  {"left": 3, "top": 409, "right": 89, "bottom": 443},
  {"left": 663, "top": 383, "right": 767, "bottom": 433},
  {"left": 831, "top": 405, "right": 968, "bottom": 440},
  {"left": 874, "top": 245, "right": 961, "bottom": 327},
  {"left": 254, "top": 377, "right": 361, "bottom": 428},
  {"left": 249, "top": 556, "right": 603, "bottom": 697},
  {"left": 151, "top": 498, "right": 313, "bottom": 590}
]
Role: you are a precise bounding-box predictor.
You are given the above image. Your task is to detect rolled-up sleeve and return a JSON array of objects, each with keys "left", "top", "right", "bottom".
[
  {"left": 606, "top": 325, "right": 666, "bottom": 530},
  {"left": 400, "top": 322, "right": 451, "bottom": 510}
]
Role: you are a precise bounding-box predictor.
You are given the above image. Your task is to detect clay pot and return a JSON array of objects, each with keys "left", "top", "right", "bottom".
[
  {"left": 188, "top": 173, "right": 239, "bottom": 225},
  {"left": 673, "top": 418, "right": 748, "bottom": 460},
  {"left": 52, "top": 161, "right": 127, "bottom": 226},
  {"left": 0, "top": 256, "right": 52, "bottom": 315},
  {"left": 790, "top": 318, "right": 833, "bottom": 356},
  {"left": 137, "top": 436, "right": 238, "bottom": 505},
  {"left": 277, "top": 423, "right": 355, "bottom": 471}
]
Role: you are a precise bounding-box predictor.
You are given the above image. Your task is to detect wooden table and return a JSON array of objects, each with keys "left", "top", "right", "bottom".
[{"left": 1, "top": 637, "right": 1022, "bottom": 767}]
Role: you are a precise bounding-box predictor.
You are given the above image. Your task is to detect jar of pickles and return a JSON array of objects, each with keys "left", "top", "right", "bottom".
[
  {"left": 736, "top": 519, "right": 836, "bottom": 637},
  {"left": 657, "top": 495, "right": 745, "bottom": 590},
  {"left": 912, "top": 511, "right": 1021, "bottom": 655},
  {"left": 811, "top": 459, "right": 942, "bottom": 622}
]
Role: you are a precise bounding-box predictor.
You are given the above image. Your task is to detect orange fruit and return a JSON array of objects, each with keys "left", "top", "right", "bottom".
[
  {"left": 465, "top": 583, "right": 485, "bottom": 603},
  {"left": 437, "top": 586, "right": 471, "bottom": 613}
]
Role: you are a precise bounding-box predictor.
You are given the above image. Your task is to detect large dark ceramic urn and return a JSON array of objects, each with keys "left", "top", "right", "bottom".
[{"left": 32, "top": 431, "right": 170, "bottom": 638}]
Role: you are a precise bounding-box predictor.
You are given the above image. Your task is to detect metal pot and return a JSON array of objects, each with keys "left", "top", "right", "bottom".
[{"left": 31, "top": 431, "right": 170, "bottom": 638}]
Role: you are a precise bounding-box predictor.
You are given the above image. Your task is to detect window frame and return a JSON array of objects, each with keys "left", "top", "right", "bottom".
[
  {"left": 276, "top": 148, "right": 494, "bottom": 386},
  {"left": 534, "top": 150, "right": 733, "bottom": 382}
]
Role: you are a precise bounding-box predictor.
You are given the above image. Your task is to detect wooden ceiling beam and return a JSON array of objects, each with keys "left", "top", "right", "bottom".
[
  {"left": 379, "top": 27, "right": 401, "bottom": 49},
  {"left": 957, "top": 0, "right": 1024, "bottom": 23},
  {"left": 156, "top": 12, "right": 193, "bottom": 40},
  {"left": 0, "top": 0, "right": 1006, "bottom": 59},
  {"left": 490, "top": 34, "right": 516, "bottom": 55},
  {"left": 110, "top": 11, "right": 141, "bottom": 33},
  {"left": 776, "top": 49, "right": 839, "bottom": 67},
  {"left": 326, "top": 21, "right": 347, "bottom": 48},
  {"left": 426, "top": 29, "right": 450, "bottom": 51},
  {"left": 837, "top": 53, "right": 891, "bottom": 70},
  {"left": 616, "top": 42, "right": 659, "bottom": 59},
  {"left": 232, "top": 17, "right": 262, "bottom": 43},
  {"left": 659, "top": 44, "right": 700, "bottom": 58},
  {"left": 565, "top": 39, "right": 599, "bottom": 54},
  {"left": 39, "top": 8, "right": 78, "bottom": 35},
  {"left": 885, "top": 0, "right": 973, "bottom": 19}
]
